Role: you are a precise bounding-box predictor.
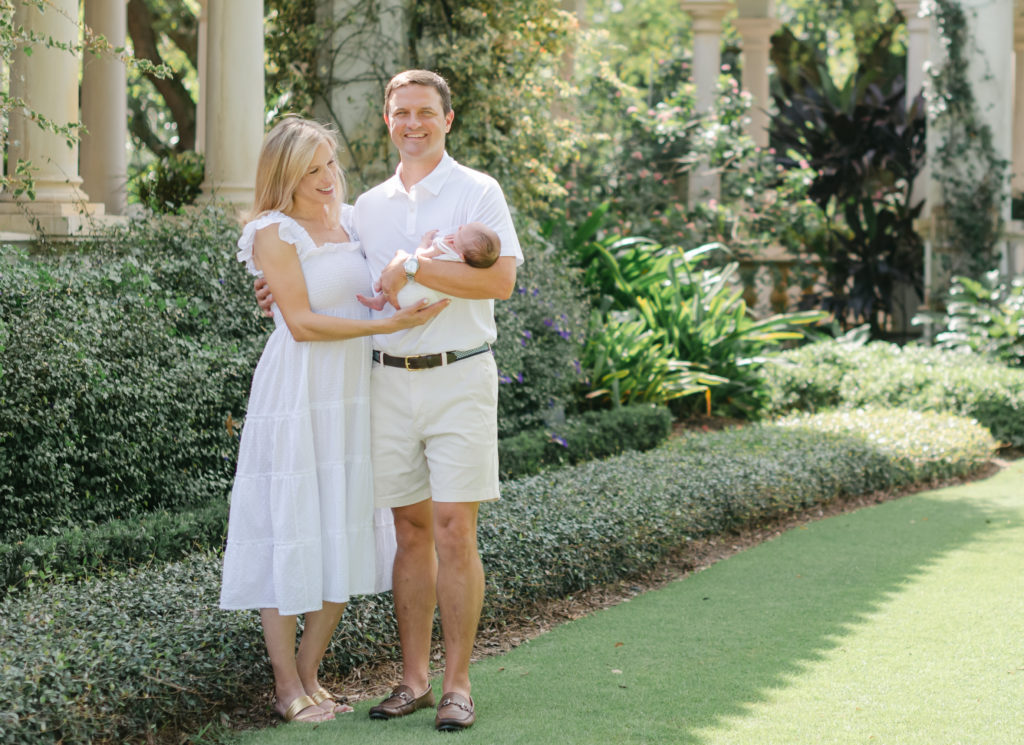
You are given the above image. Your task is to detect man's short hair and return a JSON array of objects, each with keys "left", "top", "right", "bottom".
[{"left": 384, "top": 69, "right": 453, "bottom": 116}]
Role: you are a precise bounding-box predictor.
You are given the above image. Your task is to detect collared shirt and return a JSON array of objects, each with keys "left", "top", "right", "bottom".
[{"left": 352, "top": 152, "right": 524, "bottom": 356}]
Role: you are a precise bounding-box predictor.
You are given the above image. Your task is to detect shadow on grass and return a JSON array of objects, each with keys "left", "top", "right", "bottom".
[{"left": 460, "top": 477, "right": 1019, "bottom": 745}]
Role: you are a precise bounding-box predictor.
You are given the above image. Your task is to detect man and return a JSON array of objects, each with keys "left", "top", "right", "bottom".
[{"left": 260, "top": 70, "right": 521, "bottom": 730}]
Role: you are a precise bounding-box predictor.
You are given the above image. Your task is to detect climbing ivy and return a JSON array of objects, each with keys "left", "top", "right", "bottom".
[{"left": 923, "top": 0, "right": 1008, "bottom": 282}]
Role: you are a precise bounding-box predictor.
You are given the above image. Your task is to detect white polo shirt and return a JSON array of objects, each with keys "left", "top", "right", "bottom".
[{"left": 352, "top": 152, "right": 524, "bottom": 357}]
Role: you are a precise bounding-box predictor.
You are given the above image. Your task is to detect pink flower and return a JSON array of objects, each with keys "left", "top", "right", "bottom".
[
  {"left": 631, "top": 150, "right": 643, "bottom": 160},
  {"left": 626, "top": 105, "right": 639, "bottom": 114}
]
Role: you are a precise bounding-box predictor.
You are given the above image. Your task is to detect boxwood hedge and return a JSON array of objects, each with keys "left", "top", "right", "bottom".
[
  {"left": 0, "top": 405, "right": 670, "bottom": 596},
  {"left": 761, "top": 340, "right": 1024, "bottom": 446},
  {"left": 0, "top": 410, "right": 995, "bottom": 744}
]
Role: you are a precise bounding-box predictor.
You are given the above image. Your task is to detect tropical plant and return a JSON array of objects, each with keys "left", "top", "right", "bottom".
[
  {"left": 915, "top": 271, "right": 1024, "bottom": 367},
  {"left": 567, "top": 222, "right": 825, "bottom": 416},
  {"left": 769, "top": 19, "right": 926, "bottom": 334}
]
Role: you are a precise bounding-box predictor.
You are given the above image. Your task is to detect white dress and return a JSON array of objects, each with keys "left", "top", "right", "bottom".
[{"left": 220, "top": 208, "right": 395, "bottom": 616}]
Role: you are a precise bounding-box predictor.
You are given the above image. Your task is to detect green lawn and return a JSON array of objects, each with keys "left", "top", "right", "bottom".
[{"left": 225, "top": 460, "right": 1024, "bottom": 745}]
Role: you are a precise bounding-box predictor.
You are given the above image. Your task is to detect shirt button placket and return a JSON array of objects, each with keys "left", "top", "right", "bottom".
[{"left": 405, "top": 190, "right": 417, "bottom": 236}]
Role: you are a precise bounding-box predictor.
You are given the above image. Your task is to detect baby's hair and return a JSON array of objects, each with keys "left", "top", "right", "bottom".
[{"left": 461, "top": 222, "right": 501, "bottom": 269}]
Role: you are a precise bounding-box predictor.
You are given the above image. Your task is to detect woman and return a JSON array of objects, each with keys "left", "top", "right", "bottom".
[{"left": 219, "top": 117, "right": 447, "bottom": 724}]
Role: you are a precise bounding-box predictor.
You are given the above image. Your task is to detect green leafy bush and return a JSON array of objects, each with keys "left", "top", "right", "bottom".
[
  {"left": 762, "top": 340, "right": 1024, "bottom": 446},
  {"left": 0, "top": 406, "right": 665, "bottom": 595},
  {"left": 498, "top": 404, "right": 672, "bottom": 479},
  {"left": 0, "top": 411, "right": 993, "bottom": 744},
  {"left": 133, "top": 151, "right": 206, "bottom": 214},
  {"left": 568, "top": 233, "right": 824, "bottom": 416},
  {"left": 0, "top": 500, "right": 228, "bottom": 596},
  {"left": 916, "top": 270, "right": 1024, "bottom": 367},
  {"left": 0, "top": 207, "right": 265, "bottom": 542},
  {"left": 493, "top": 245, "right": 590, "bottom": 437}
]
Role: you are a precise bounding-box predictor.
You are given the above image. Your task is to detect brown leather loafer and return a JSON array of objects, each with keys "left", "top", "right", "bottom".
[
  {"left": 368, "top": 685, "right": 435, "bottom": 719},
  {"left": 435, "top": 691, "right": 475, "bottom": 731}
]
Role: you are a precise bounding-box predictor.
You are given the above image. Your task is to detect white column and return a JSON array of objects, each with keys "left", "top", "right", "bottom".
[
  {"left": 196, "top": 0, "right": 208, "bottom": 155},
  {"left": 200, "top": 0, "right": 264, "bottom": 206},
  {"left": 733, "top": 15, "right": 778, "bottom": 148},
  {"left": 681, "top": 0, "right": 732, "bottom": 204},
  {"left": 81, "top": 0, "right": 128, "bottom": 215},
  {"left": 965, "top": 0, "right": 1013, "bottom": 273},
  {"left": 5, "top": 0, "right": 86, "bottom": 202},
  {"left": 1013, "top": 21, "right": 1024, "bottom": 195}
]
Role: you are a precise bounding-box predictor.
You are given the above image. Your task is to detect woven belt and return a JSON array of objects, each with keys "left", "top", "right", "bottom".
[{"left": 372, "top": 343, "right": 491, "bottom": 371}]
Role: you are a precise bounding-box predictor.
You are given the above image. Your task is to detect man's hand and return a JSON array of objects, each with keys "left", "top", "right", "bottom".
[
  {"left": 379, "top": 250, "right": 412, "bottom": 309},
  {"left": 254, "top": 277, "right": 274, "bottom": 318}
]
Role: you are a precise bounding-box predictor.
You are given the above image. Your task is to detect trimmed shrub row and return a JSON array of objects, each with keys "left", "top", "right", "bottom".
[
  {"left": 0, "top": 209, "right": 264, "bottom": 543},
  {"left": 497, "top": 403, "right": 672, "bottom": 479},
  {"left": 0, "top": 406, "right": 668, "bottom": 596},
  {"left": 0, "top": 410, "right": 995, "bottom": 744},
  {"left": 0, "top": 209, "right": 597, "bottom": 545},
  {"left": 761, "top": 340, "right": 1024, "bottom": 446}
]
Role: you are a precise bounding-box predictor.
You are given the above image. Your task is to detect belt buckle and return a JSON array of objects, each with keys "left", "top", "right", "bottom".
[{"left": 405, "top": 355, "right": 416, "bottom": 371}]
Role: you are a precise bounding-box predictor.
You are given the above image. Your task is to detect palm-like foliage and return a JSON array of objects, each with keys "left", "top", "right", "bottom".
[{"left": 567, "top": 215, "right": 824, "bottom": 415}]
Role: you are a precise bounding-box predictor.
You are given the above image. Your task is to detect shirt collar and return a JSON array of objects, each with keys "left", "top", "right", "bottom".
[{"left": 385, "top": 152, "right": 456, "bottom": 198}]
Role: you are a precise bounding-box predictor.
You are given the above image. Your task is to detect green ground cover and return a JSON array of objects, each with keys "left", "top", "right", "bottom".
[{"left": 227, "top": 459, "right": 1024, "bottom": 745}]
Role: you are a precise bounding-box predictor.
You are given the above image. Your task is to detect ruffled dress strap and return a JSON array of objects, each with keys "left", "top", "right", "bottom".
[
  {"left": 236, "top": 211, "right": 317, "bottom": 277},
  {"left": 340, "top": 203, "right": 358, "bottom": 242}
]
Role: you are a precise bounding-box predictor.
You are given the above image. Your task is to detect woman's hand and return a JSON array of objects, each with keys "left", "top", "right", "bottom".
[{"left": 386, "top": 298, "right": 449, "bottom": 331}]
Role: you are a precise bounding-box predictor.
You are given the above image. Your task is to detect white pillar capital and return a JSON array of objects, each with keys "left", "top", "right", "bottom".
[{"left": 681, "top": 1, "right": 733, "bottom": 30}]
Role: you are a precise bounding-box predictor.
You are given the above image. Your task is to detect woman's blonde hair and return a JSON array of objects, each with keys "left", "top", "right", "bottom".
[{"left": 246, "top": 116, "right": 345, "bottom": 223}]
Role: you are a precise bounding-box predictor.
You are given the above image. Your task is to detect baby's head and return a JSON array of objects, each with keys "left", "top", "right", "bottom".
[{"left": 450, "top": 222, "right": 501, "bottom": 268}]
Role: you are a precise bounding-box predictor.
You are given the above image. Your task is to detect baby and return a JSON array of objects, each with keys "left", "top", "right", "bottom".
[{"left": 362, "top": 222, "right": 501, "bottom": 310}]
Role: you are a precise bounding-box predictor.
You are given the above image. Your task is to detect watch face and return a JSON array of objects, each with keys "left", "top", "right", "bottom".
[{"left": 404, "top": 257, "right": 418, "bottom": 275}]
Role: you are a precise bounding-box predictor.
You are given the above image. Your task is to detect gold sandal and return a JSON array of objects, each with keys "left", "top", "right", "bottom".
[
  {"left": 311, "top": 686, "right": 354, "bottom": 714},
  {"left": 281, "top": 693, "right": 332, "bottom": 722}
]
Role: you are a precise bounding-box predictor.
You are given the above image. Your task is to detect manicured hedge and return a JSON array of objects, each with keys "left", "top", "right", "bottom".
[
  {"left": 761, "top": 340, "right": 1024, "bottom": 446},
  {"left": 0, "top": 410, "right": 995, "bottom": 744},
  {"left": 0, "top": 406, "right": 669, "bottom": 596},
  {"left": 497, "top": 403, "right": 672, "bottom": 479},
  {"left": 0, "top": 209, "right": 264, "bottom": 544},
  {"left": 0, "top": 209, "right": 593, "bottom": 545}
]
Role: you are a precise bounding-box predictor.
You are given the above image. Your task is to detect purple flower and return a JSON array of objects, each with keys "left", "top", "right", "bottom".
[
  {"left": 522, "top": 330, "right": 532, "bottom": 339},
  {"left": 516, "top": 372, "right": 524, "bottom": 384},
  {"left": 548, "top": 433, "right": 569, "bottom": 448},
  {"left": 543, "top": 318, "right": 554, "bottom": 328}
]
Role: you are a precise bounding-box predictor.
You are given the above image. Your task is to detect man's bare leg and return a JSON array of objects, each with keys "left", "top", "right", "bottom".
[
  {"left": 433, "top": 501, "right": 483, "bottom": 698},
  {"left": 391, "top": 499, "right": 438, "bottom": 696}
]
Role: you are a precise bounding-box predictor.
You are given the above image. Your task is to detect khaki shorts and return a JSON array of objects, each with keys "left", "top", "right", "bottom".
[{"left": 370, "top": 351, "right": 500, "bottom": 509}]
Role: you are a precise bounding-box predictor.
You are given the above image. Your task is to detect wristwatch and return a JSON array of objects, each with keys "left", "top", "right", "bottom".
[{"left": 403, "top": 255, "right": 419, "bottom": 282}]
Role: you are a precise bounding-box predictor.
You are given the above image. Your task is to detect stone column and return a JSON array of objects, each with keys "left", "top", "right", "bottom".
[
  {"left": 681, "top": 1, "right": 732, "bottom": 204},
  {"left": 896, "top": 1, "right": 930, "bottom": 211},
  {"left": 733, "top": 11, "right": 778, "bottom": 149},
  {"left": 196, "top": 0, "right": 208, "bottom": 155},
  {"left": 1013, "top": 20, "right": 1024, "bottom": 196},
  {"left": 200, "top": 0, "right": 265, "bottom": 206},
  {"left": 81, "top": 0, "right": 128, "bottom": 215},
  {"left": 964, "top": 0, "right": 1013, "bottom": 274},
  {"left": 4, "top": 0, "right": 86, "bottom": 203}
]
